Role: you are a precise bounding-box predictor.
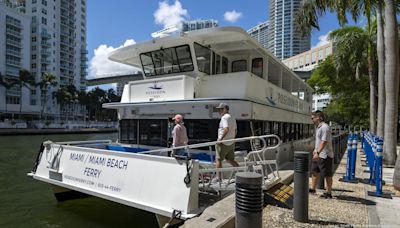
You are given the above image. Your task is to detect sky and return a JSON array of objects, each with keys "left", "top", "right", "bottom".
[{"left": 86, "top": 0, "right": 360, "bottom": 81}]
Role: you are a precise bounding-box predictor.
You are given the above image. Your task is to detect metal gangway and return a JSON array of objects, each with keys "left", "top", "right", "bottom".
[{"left": 134, "top": 134, "right": 282, "bottom": 194}]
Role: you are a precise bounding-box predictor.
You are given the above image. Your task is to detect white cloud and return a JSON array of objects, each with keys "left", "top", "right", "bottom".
[
  {"left": 89, "top": 39, "right": 139, "bottom": 79},
  {"left": 154, "top": 0, "right": 188, "bottom": 29},
  {"left": 224, "top": 10, "right": 242, "bottom": 23},
  {"left": 312, "top": 32, "right": 331, "bottom": 48}
]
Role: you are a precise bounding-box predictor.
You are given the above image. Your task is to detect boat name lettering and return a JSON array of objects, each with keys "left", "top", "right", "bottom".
[
  {"left": 88, "top": 155, "right": 106, "bottom": 166},
  {"left": 106, "top": 158, "right": 128, "bottom": 170},
  {"left": 145, "top": 90, "right": 166, "bottom": 95},
  {"left": 277, "top": 93, "right": 298, "bottom": 108},
  {"left": 83, "top": 167, "right": 102, "bottom": 178},
  {"left": 70, "top": 152, "right": 85, "bottom": 162}
]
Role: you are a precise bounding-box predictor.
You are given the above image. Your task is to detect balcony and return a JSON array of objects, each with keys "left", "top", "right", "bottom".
[
  {"left": 6, "top": 18, "right": 22, "bottom": 29},
  {"left": 41, "top": 58, "right": 51, "bottom": 65},
  {"left": 6, "top": 59, "right": 21, "bottom": 67},
  {"left": 41, "top": 49, "right": 51, "bottom": 56},
  {"left": 6, "top": 49, "right": 21, "bottom": 57},
  {"left": 41, "top": 41, "right": 51, "bottom": 47},
  {"left": 41, "top": 31, "right": 51, "bottom": 39},
  {"left": 6, "top": 29, "right": 21, "bottom": 38}
]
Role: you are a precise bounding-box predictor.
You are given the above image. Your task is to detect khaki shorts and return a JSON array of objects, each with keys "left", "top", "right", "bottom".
[{"left": 216, "top": 143, "right": 235, "bottom": 161}]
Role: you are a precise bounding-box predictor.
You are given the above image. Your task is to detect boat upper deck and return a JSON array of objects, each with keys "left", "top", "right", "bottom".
[{"left": 105, "top": 27, "right": 314, "bottom": 118}]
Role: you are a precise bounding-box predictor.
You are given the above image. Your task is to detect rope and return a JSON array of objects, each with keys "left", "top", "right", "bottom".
[
  {"left": 184, "top": 156, "right": 192, "bottom": 185},
  {"left": 162, "top": 209, "right": 182, "bottom": 228}
]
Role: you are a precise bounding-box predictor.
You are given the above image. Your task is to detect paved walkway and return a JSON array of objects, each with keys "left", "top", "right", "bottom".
[{"left": 363, "top": 159, "right": 400, "bottom": 227}]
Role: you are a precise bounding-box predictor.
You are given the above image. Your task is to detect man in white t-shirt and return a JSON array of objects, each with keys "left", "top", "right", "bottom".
[{"left": 215, "top": 103, "right": 239, "bottom": 174}]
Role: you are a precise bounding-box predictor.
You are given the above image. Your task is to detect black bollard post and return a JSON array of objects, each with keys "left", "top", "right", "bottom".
[
  {"left": 294, "top": 151, "right": 309, "bottom": 223},
  {"left": 235, "top": 172, "right": 263, "bottom": 228}
]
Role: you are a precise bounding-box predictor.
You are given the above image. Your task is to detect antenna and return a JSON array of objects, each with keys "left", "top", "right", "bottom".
[{"left": 151, "top": 25, "right": 179, "bottom": 38}]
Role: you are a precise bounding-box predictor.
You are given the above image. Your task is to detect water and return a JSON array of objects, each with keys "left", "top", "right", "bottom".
[{"left": 0, "top": 133, "right": 158, "bottom": 228}]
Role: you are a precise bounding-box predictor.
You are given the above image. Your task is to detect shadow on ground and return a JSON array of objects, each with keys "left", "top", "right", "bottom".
[
  {"left": 308, "top": 219, "right": 352, "bottom": 227},
  {"left": 335, "top": 195, "right": 376, "bottom": 205},
  {"left": 332, "top": 188, "right": 354, "bottom": 193}
]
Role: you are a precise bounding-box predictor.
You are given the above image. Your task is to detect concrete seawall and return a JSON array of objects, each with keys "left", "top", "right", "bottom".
[{"left": 0, "top": 128, "right": 117, "bottom": 136}]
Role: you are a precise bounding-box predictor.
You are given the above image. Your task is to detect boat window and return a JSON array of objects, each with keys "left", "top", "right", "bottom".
[
  {"left": 252, "top": 58, "right": 263, "bottom": 77},
  {"left": 139, "top": 44, "right": 194, "bottom": 76},
  {"left": 232, "top": 60, "right": 247, "bottom": 72},
  {"left": 194, "top": 42, "right": 211, "bottom": 74},
  {"left": 222, "top": 57, "right": 228, "bottom": 73},
  {"left": 213, "top": 53, "right": 221, "bottom": 74},
  {"left": 140, "top": 53, "right": 155, "bottom": 76},
  {"left": 119, "top": 120, "right": 137, "bottom": 144},
  {"left": 175, "top": 45, "right": 194, "bottom": 72}
]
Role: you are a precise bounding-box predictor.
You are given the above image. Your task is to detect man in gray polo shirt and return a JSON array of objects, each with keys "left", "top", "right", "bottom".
[{"left": 309, "top": 110, "right": 334, "bottom": 198}]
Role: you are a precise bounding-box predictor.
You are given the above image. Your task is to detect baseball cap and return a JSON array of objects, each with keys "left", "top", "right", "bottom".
[{"left": 216, "top": 103, "right": 229, "bottom": 109}]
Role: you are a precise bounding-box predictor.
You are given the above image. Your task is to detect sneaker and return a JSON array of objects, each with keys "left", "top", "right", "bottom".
[
  {"left": 210, "top": 177, "right": 221, "bottom": 184},
  {"left": 320, "top": 192, "right": 332, "bottom": 199},
  {"left": 309, "top": 188, "right": 316, "bottom": 194}
]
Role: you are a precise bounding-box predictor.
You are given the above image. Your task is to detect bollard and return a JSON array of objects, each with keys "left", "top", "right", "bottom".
[
  {"left": 375, "top": 139, "right": 383, "bottom": 195},
  {"left": 340, "top": 134, "right": 357, "bottom": 183},
  {"left": 344, "top": 134, "right": 353, "bottom": 180},
  {"left": 294, "top": 151, "right": 309, "bottom": 223},
  {"left": 351, "top": 134, "right": 358, "bottom": 180},
  {"left": 367, "top": 138, "right": 392, "bottom": 199},
  {"left": 235, "top": 172, "right": 263, "bottom": 228}
]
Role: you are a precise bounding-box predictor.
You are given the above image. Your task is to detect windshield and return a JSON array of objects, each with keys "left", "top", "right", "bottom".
[{"left": 139, "top": 45, "right": 194, "bottom": 76}]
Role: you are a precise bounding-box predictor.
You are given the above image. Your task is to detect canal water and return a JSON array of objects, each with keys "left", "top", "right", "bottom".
[{"left": 0, "top": 133, "right": 158, "bottom": 228}]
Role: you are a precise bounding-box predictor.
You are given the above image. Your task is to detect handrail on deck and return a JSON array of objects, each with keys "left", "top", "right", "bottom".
[{"left": 136, "top": 134, "right": 281, "bottom": 159}]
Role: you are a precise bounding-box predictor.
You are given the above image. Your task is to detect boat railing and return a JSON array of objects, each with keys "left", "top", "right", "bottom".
[{"left": 137, "top": 134, "right": 282, "bottom": 192}]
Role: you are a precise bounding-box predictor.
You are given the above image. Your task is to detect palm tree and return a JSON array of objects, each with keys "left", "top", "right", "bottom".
[
  {"left": 37, "top": 73, "right": 58, "bottom": 120},
  {"left": 297, "top": 0, "right": 381, "bottom": 133},
  {"left": 17, "top": 69, "right": 35, "bottom": 118},
  {"left": 376, "top": 3, "right": 385, "bottom": 138},
  {"left": 384, "top": 0, "right": 400, "bottom": 189},
  {"left": 0, "top": 72, "right": 16, "bottom": 116}
]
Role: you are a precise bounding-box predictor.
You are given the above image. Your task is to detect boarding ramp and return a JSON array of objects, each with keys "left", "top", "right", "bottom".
[{"left": 136, "top": 135, "right": 282, "bottom": 194}]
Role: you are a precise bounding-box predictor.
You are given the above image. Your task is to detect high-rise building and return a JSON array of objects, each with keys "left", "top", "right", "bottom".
[
  {"left": 247, "top": 21, "right": 269, "bottom": 50},
  {"left": 0, "top": 0, "right": 87, "bottom": 120},
  {"left": 182, "top": 19, "right": 218, "bottom": 32},
  {"left": 0, "top": 1, "right": 33, "bottom": 114},
  {"left": 268, "top": 0, "right": 310, "bottom": 60}
]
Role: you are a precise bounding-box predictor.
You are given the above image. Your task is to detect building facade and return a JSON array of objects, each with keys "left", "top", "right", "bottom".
[
  {"left": 0, "top": 1, "right": 33, "bottom": 115},
  {"left": 268, "top": 0, "right": 310, "bottom": 60},
  {"left": 0, "top": 0, "right": 87, "bottom": 120},
  {"left": 182, "top": 19, "right": 218, "bottom": 32},
  {"left": 247, "top": 21, "right": 269, "bottom": 50}
]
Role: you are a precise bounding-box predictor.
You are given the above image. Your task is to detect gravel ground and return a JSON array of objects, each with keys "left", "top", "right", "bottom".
[{"left": 263, "top": 148, "right": 370, "bottom": 227}]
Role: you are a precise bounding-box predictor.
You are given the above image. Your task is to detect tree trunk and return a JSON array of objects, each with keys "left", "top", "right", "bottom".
[
  {"left": 19, "top": 85, "right": 23, "bottom": 119},
  {"left": 368, "top": 43, "right": 377, "bottom": 134},
  {"left": 383, "top": 0, "right": 399, "bottom": 168},
  {"left": 376, "top": 5, "right": 385, "bottom": 138}
]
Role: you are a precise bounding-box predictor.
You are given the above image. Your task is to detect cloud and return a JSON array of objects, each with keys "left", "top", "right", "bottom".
[
  {"left": 89, "top": 39, "right": 139, "bottom": 79},
  {"left": 224, "top": 10, "right": 242, "bottom": 23},
  {"left": 154, "top": 0, "right": 188, "bottom": 29},
  {"left": 312, "top": 32, "right": 331, "bottom": 48}
]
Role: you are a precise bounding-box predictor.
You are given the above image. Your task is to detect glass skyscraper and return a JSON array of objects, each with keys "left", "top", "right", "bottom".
[{"left": 268, "top": 0, "right": 310, "bottom": 60}]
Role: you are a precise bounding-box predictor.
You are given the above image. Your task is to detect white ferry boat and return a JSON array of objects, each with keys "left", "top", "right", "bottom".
[{"left": 29, "top": 27, "right": 314, "bottom": 226}]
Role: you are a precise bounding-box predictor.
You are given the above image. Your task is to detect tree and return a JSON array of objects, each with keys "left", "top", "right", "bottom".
[
  {"left": 308, "top": 56, "right": 370, "bottom": 127},
  {"left": 17, "top": 69, "right": 36, "bottom": 118},
  {"left": 37, "top": 73, "right": 58, "bottom": 120},
  {"left": 376, "top": 3, "right": 385, "bottom": 138},
  {"left": 384, "top": 0, "right": 400, "bottom": 189},
  {"left": 297, "top": 0, "right": 381, "bottom": 133},
  {"left": 0, "top": 72, "right": 17, "bottom": 116}
]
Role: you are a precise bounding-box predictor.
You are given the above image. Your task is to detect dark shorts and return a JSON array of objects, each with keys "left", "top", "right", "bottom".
[{"left": 311, "top": 157, "right": 333, "bottom": 177}]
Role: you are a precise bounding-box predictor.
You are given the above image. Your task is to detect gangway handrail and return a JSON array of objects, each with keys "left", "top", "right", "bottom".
[{"left": 136, "top": 134, "right": 281, "bottom": 156}]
